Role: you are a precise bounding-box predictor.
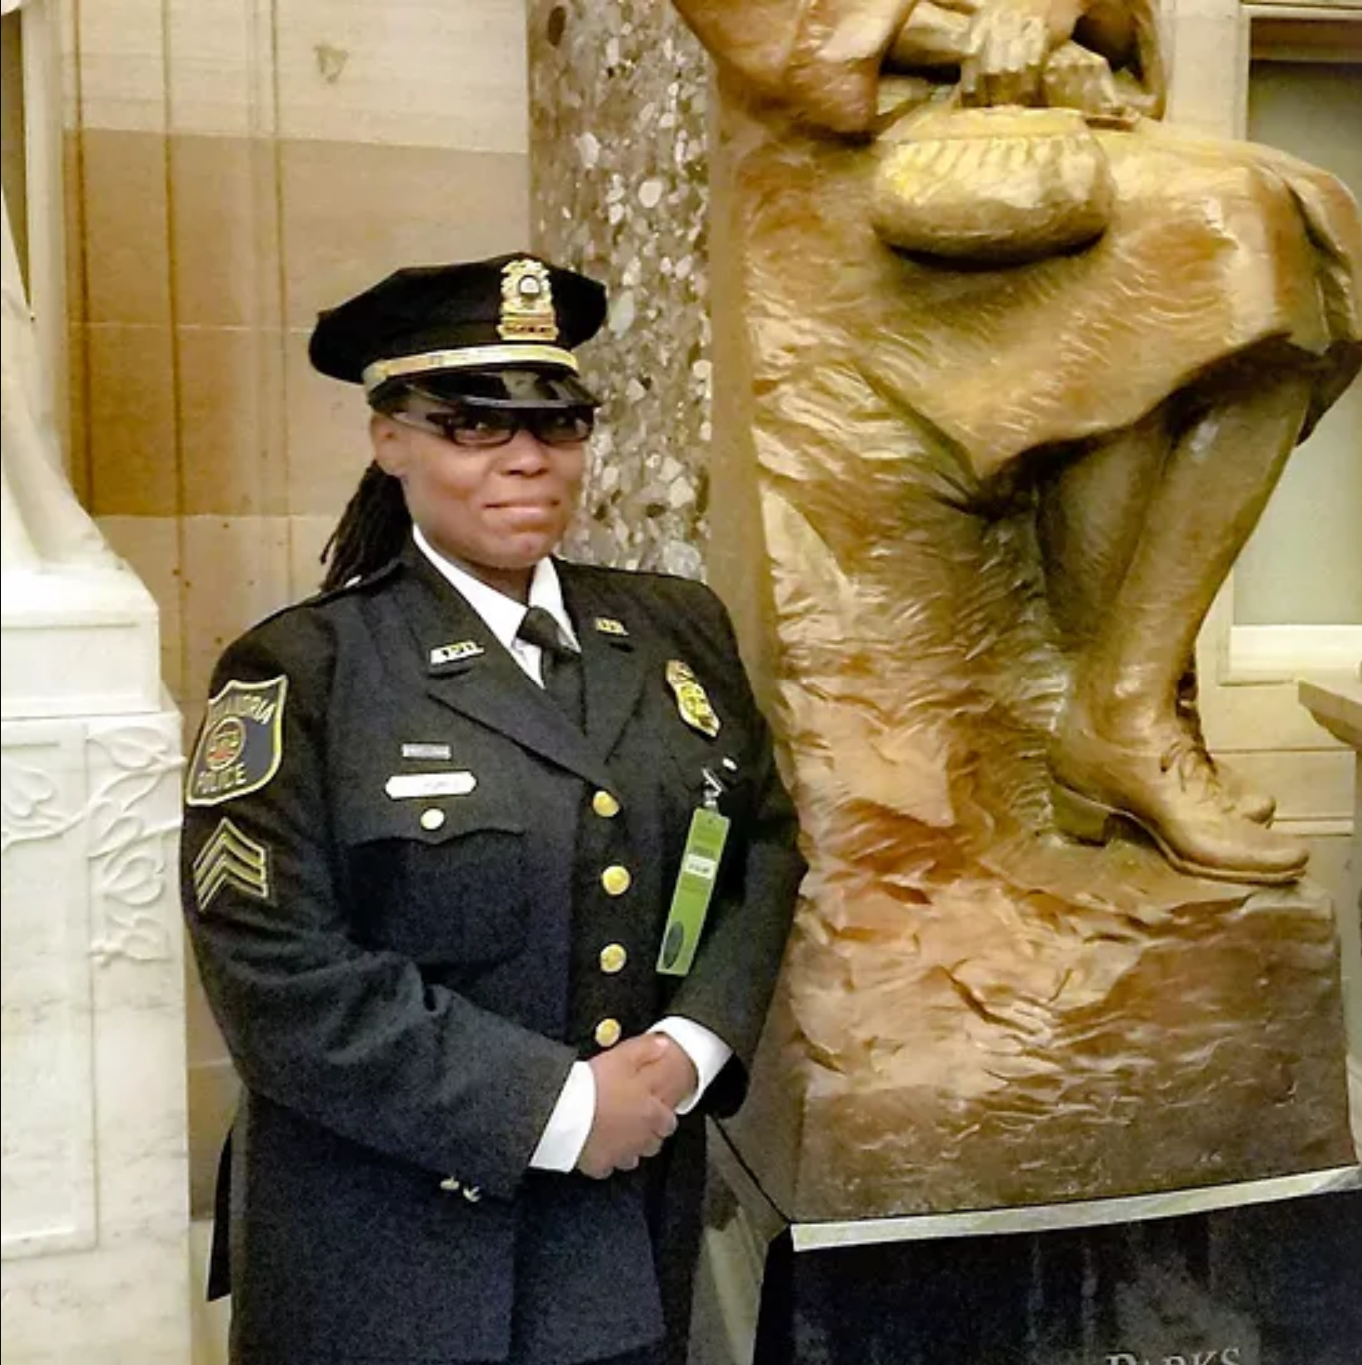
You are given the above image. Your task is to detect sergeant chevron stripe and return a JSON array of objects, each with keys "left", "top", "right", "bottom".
[{"left": 193, "top": 817, "right": 272, "bottom": 910}]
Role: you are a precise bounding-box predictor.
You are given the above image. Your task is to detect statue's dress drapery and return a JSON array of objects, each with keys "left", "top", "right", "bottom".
[
  {"left": 686, "top": 0, "right": 1362, "bottom": 483},
  {"left": 863, "top": 123, "right": 1362, "bottom": 478}
]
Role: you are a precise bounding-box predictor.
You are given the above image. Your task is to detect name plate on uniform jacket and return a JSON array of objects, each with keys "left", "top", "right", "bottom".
[{"left": 385, "top": 771, "right": 478, "bottom": 799}]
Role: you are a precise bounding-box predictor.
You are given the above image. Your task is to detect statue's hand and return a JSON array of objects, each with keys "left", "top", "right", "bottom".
[
  {"left": 960, "top": 0, "right": 1084, "bottom": 107},
  {"left": 1041, "top": 40, "right": 1123, "bottom": 117}
]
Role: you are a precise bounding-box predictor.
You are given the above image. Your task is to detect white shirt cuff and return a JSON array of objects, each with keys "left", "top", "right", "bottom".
[
  {"left": 529, "top": 1061, "right": 596, "bottom": 1172},
  {"left": 651, "top": 1017, "right": 733, "bottom": 1115}
]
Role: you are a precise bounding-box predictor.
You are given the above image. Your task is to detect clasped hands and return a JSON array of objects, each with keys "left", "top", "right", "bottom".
[{"left": 576, "top": 1033, "right": 699, "bottom": 1180}]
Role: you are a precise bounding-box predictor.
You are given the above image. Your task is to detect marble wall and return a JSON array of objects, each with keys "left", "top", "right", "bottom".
[{"left": 528, "top": 0, "right": 711, "bottom": 578}]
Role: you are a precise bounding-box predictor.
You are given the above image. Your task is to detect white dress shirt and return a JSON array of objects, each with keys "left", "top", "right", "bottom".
[{"left": 412, "top": 529, "right": 733, "bottom": 1171}]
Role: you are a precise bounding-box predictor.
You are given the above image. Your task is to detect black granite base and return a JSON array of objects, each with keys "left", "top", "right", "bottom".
[{"left": 703, "top": 1128, "right": 1361, "bottom": 1365}]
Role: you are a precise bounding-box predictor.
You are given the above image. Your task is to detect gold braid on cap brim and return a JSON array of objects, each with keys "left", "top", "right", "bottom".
[{"left": 362, "top": 344, "right": 579, "bottom": 394}]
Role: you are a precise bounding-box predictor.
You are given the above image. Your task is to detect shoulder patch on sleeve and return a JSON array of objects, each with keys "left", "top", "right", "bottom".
[
  {"left": 187, "top": 675, "right": 289, "bottom": 807},
  {"left": 192, "top": 817, "right": 272, "bottom": 911}
]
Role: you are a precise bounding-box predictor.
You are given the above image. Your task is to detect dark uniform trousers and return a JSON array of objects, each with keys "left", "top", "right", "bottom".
[{"left": 183, "top": 542, "right": 805, "bottom": 1365}]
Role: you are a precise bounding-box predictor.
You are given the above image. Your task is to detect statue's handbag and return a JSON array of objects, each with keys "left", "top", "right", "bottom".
[{"left": 871, "top": 100, "right": 1117, "bottom": 266}]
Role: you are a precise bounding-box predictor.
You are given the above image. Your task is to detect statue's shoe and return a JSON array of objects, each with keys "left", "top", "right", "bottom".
[
  {"left": 1173, "top": 682, "right": 1276, "bottom": 824},
  {"left": 1211, "top": 761, "right": 1276, "bottom": 825},
  {"left": 1050, "top": 730, "right": 1307, "bottom": 885}
]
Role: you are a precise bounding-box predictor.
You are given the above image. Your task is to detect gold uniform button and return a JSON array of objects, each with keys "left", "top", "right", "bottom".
[
  {"left": 601, "top": 865, "right": 631, "bottom": 896},
  {"left": 599, "top": 943, "right": 628, "bottom": 975},
  {"left": 592, "top": 790, "right": 621, "bottom": 818},
  {"left": 594, "top": 1018, "right": 622, "bottom": 1049},
  {"left": 420, "top": 808, "right": 446, "bottom": 832}
]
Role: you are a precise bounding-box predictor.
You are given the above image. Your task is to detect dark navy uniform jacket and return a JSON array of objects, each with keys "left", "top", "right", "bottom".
[{"left": 180, "top": 541, "right": 805, "bottom": 1365}]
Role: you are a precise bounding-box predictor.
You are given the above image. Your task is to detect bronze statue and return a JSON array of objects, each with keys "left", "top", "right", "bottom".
[
  {"left": 673, "top": 0, "right": 1358, "bottom": 1215},
  {"left": 679, "top": 0, "right": 1360, "bottom": 886}
]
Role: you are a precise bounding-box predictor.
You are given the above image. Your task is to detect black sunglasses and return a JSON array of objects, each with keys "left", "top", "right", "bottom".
[{"left": 393, "top": 405, "right": 595, "bottom": 449}]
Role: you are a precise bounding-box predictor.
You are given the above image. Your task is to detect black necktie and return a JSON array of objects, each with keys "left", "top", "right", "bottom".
[{"left": 517, "top": 606, "right": 584, "bottom": 726}]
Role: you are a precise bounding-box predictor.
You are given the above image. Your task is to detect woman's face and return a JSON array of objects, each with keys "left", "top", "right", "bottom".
[{"left": 371, "top": 409, "right": 586, "bottom": 596}]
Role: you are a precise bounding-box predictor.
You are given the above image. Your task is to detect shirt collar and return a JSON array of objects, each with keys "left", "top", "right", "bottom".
[{"left": 412, "top": 526, "right": 579, "bottom": 652}]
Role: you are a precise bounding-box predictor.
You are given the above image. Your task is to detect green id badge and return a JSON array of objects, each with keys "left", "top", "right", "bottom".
[{"left": 657, "top": 806, "right": 731, "bottom": 976}]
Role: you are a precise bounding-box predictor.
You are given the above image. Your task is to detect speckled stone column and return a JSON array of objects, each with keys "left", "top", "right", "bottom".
[{"left": 528, "top": 1, "right": 711, "bottom": 576}]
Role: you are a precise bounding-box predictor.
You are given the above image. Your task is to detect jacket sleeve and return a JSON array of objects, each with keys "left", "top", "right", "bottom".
[
  {"left": 181, "top": 613, "right": 576, "bottom": 1199},
  {"left": 664, "top": 583, "right": 806, "bottom": 1116}
]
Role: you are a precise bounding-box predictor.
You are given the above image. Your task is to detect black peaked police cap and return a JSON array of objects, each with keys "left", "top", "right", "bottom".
[{"left": 308, "top": 253, "right": 607, "bottom": 410}]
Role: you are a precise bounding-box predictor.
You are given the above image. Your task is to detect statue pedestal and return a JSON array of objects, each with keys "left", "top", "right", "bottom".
[
  {"left": 728, "top": 875, "right": 1355, "bottom": 1222},
  {"left": 1, "top": 566, "right": 161, "bottom": 719},
  {"left": 705, "top": 1124, "right": 1361, "bottom": 1365},
  {"left": 1, "top": 563, "right": 191, "bottom": 1363}
]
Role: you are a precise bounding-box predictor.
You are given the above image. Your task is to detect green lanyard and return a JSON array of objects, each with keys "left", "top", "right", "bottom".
[{"left": 656, "top": 771, "right": 732, "bottom": 977}]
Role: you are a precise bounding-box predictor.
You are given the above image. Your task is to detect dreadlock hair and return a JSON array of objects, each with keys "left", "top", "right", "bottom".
[
  {"left": 319, "top": 462, "right": 411, "bottom": 592},
  {"left": 319, "top": 383, "right": 418, "bottom": 592}
]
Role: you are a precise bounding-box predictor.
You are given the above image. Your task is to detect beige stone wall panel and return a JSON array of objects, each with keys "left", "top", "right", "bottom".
[
  {"left": 168, "top": 135, "right": 281, "bottom": 330},
  {"left": 84, "top": 323, "right": 178, "bottom": 517},
  {"left": 61, "top": 137, "right": 85, "bottom": 326},
  {"left": 278, "top": 140, "right": 530, "bottom": 329},
  {"left": 179, "top": 514, "right": 291, "bottom": 710},
  {"left": 77, "top": 128, "right": 172, "bottom": 327},
  {"left": 164, "top": 0, "right": 264, "bottom": 139},
  {"left": 69, "top": 0, "right": 171, "bottom": 135},
  {"left": 271, "top": 0, "right": 529, "bottom": 151},
  {"left": 175, "top": 325, "right": 287, "bottom": 518},
  {"left": 281, "top": 326, "right": 371, "bottom": 517},
  {"left": 63, "top": 321, "right": 91, "bottom": 506}
]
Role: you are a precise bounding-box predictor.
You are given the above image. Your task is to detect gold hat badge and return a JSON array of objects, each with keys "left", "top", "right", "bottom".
[
  {"left": 498, "top": 259, "right": 559, "bottom": 343},
  {"left": 666, "top": 660, "right": 720, "bottom": 738}
]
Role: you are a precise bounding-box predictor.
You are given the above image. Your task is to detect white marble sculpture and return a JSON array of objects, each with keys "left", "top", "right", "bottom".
[
  {"left": 1, "top": 186, "right": 164, "bottom": 719},
  {"left": 1, "top": 132, "right": 192, "bottom": 1362},
  {"left": 1, "top": 190, "right": 109, "bottom": 570}
]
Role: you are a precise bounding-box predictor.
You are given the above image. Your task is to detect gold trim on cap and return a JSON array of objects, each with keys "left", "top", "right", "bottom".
[{"left": 362, "top": 344, "right": 580, "bottom": 393}]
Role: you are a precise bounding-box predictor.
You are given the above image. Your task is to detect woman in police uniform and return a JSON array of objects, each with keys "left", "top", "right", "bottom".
[{"left": 181, "top": 254, "right": 805, "bottom": 1365}]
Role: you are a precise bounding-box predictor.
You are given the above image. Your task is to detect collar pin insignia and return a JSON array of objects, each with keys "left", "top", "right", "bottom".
[
  {"left": 594, "top": 616, "right": 628, "bottom": 637},
  {"left": 429, "top": 640, "right": 484, "bottom": 667}
]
